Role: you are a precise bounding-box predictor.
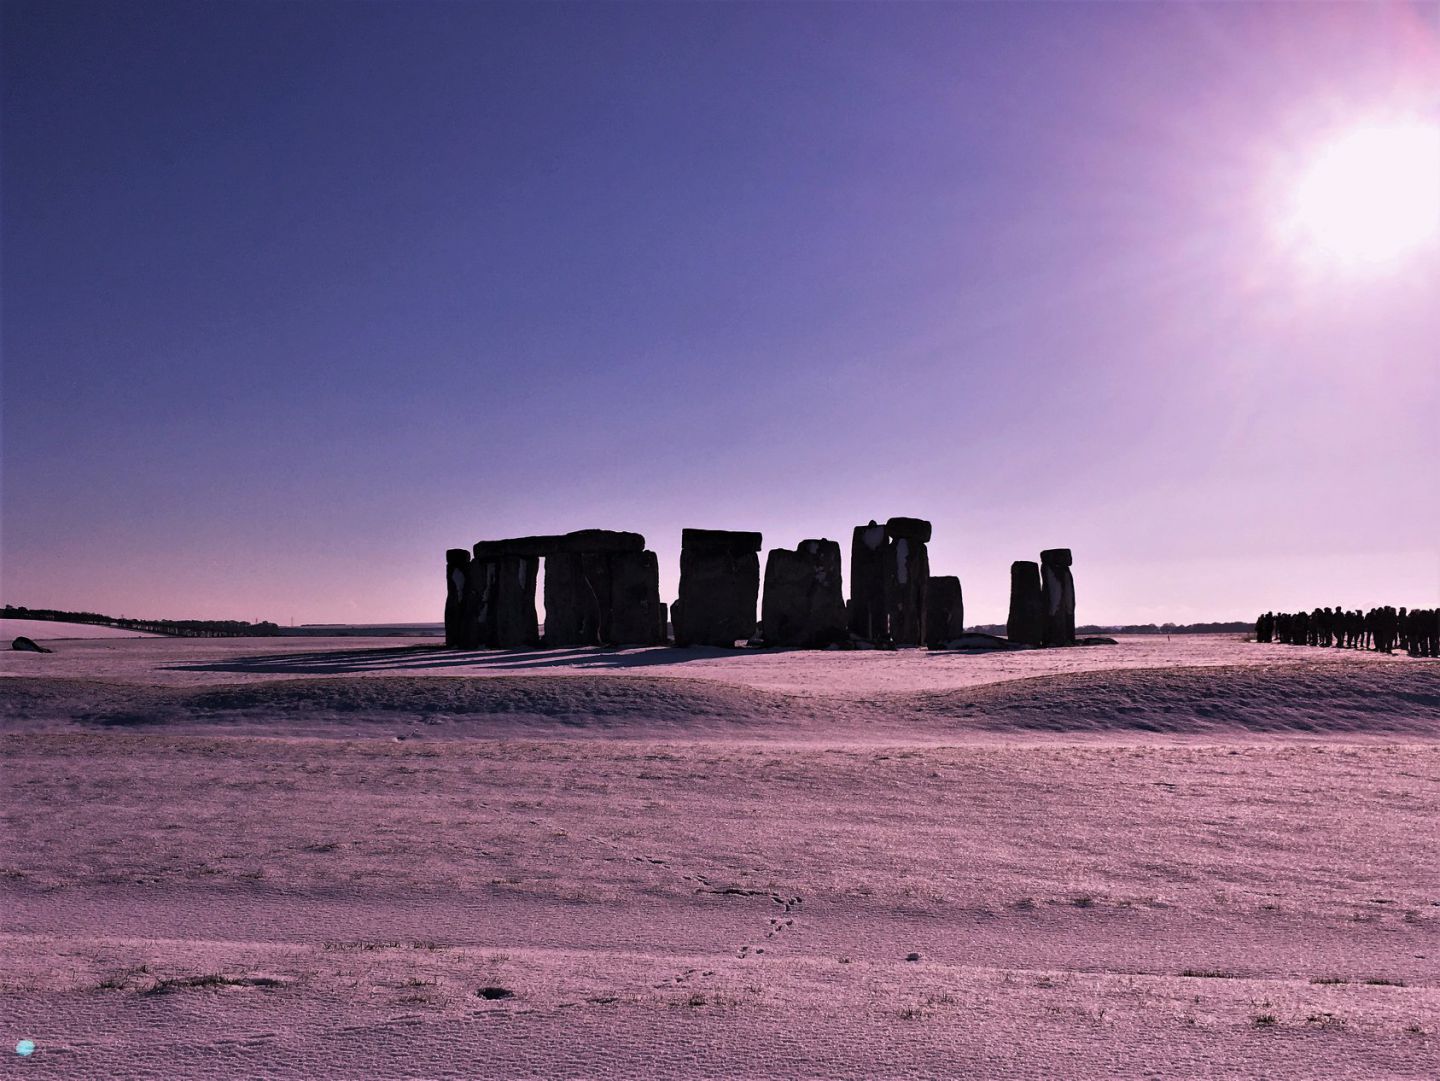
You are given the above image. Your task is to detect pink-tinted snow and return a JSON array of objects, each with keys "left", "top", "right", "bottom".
[
  {"left": 1, "top": 618, "right": 163, "bottom": 641},
  {"left": 1, "top": 636, "right": 1436, "bottom": 1078}
]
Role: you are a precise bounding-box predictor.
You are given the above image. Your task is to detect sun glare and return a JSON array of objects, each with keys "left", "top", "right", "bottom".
[{"left": 1283, "top": 120, "right": 1440, "bottom": 272}]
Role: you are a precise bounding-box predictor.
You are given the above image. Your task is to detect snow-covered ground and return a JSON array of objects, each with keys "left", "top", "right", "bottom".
[
  {"left": 1, "top": 617, "right": 164, "bottom": 640},
  {"left": 0, "top": 631, "right": 1425, "bottom": 693},
  {"left": 1, "top": 636, "right": 1436, "bottom": 1078}
]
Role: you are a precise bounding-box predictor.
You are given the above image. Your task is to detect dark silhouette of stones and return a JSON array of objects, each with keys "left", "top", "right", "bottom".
[
  {"left": 560, "top": 530, "right": 645, "bottom": 554},
  {"left": 681, "top": 528, "right": 763, "bottom": 554},
  {"left": 1040, "top": 547, "right": 1073, "bottom": 568},
  {"left": 847, "top": 517, "right": 933, "bottom": 645},
  {"left": 761, "top": 539, "right": 847, "bottom": 648},
  {"left": 459, "top": 555, "right": 496, "bottom": 649},
  {"left": 657, "top": 601, "right": 670, "bottom": 645},
  {"left": 464, "top": 530, "right": 654, "bottom": 650},
  {"left": 474, "top": 531, "right": 643, "bottom": 559},
  {"left": 1006, "top": 561, "right": 1044, "bottom": 646},
  {"left": 1040, "top": 548, "right": 1076, "bottom": 647},
  {"left": 884, "top": 517, "right": 932, "bottom": 543},
  {"left": 883, "top": 517, "right": 930, "bottom": 646},
  {"left": 674, "top": 529, "right": 761, "bottom": 647},
  {"left": 541, "top": 552, "right": 590, "bottom": 646},
  {"left": 11, "top": 636, "right": 51, "bottom": 653},
  {"left": 493, "top": 554, "right": 540, "bottom": 647},
  {"left": 445, "top": 549, "right": 471, "bottom": 647},
  {"left": 544, "top": 541, "right": 662, "bottom": 647},
  {"left": 609, "top": 549, "right": 663, "bottom": 645},
  {"left": 848, "top": 521, "right": 889, "bottom": 641},
  {"left": 923, "top": 576, "right": 965, "bottom": 647}
]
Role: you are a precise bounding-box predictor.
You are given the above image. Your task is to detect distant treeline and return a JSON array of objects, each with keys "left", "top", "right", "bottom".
[
  {"left": 970, "top": 622, "right": 1252, "bottom": 636},
  {"left": 3, "top": 605, "right": 282, "bottom": 638}
]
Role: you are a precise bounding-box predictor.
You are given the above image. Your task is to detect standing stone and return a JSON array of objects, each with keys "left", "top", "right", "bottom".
[
  {"left": 542, "top": 552, "right": 588, "bottom": 646},
  {"left": 674, "top": 529, "right": 762, "bottom": 647},
  {"left": 761, "top": 539, "right": 847, "bottom": 648},
  {"left": 579, "top": 551, "right": 615, "bottom": 643},
  {"left": 463, "top": 554, "right": 499, "bottom": 649},
  {"left": 445, "top": 549, "right": 471, "bottom": 647},
  {"left": 539, "top": 530, "right": 649, "bottom": 647},
  {"left": 848, "top": 521, "right": 889, "bottom": 641},
  {"left": 493, "top": 554, "right": 540, "bottom": 648},
  {"left": 1006, "top": 561, "right": 1044, "bottom": 646},
  {"left": 923, "top": 576, "right": 965, "bottom": 648},
  {"left": 884, "top": 517, "right": 931, "bottom": 647},
  {"left": 657, "top": 601, "right": 670, "bottom": 646},
  {"left": 609, "top": 550, "right": 663, "bottom": 645},
  {"left": 1040, "top": 548, "right": 1076, "bottom": 647}
]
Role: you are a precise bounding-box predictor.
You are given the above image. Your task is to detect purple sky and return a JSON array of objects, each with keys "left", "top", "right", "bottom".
[{"left": 3, "top": 1, "right": 1437, "bottom": 625}]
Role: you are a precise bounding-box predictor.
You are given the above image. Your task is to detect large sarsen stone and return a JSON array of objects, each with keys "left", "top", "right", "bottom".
[{"left": 761, "top": 539, "right": 847, "bottom": 648}]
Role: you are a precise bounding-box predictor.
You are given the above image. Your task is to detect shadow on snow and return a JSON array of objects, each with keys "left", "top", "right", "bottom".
[{"left": 164, "top": 643, "right": 765, "bottom": 676}]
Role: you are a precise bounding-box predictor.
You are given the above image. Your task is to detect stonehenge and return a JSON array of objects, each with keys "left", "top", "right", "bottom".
[
  {"left": 673, "top": 529, "right": 762, "bottom": 647},
  {"left": 847, "top": 517, "right": 931, "bottom": 646},
  {"left": 923, "top": 576, "right": 965, "bottom": 648},
  {"left": 847, "top": 521, "right": 889, "bottom": 642},
  {"left": 1040, "top": 548, "right": 1076, "bottom": 646},
  {"left": 445, "top": 522, "right": 1080, "bottom": 652},
  {"left": 466, "top": 530, "right": 661, "bottom": 649},
  {"left": 444, "top": 548, "right": 470, "bottom": 648},
  {"left": 761, "top": 539, "right": 847, "bottom": 647},
  {"left": 1006, "top": 561, "right": 1044, "bottom": 646},
  {"left": 884, "top": 517, "right": 931, "bottom": 647}
]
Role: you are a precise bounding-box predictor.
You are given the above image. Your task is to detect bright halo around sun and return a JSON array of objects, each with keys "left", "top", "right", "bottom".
[{"left": 1284, "top": 119, "right": 1440, "bottom": 273}]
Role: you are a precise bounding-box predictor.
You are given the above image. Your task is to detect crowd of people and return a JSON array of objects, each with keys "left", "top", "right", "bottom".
[{"left": 1255, "top": 607, "right": 1439, "bottom": 657}]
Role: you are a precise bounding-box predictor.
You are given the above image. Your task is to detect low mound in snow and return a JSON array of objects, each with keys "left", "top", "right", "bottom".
[{"left": 2, "top": 662, "right": 1435, "bottom": 739}]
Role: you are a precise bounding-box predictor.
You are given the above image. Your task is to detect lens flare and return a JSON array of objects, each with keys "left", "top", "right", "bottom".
[{"left": 1282, "top": 120, "right": 1440, "bottom": 272}]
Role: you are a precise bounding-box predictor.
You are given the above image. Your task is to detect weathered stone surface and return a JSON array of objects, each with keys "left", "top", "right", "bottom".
[
  {"left": 674, "top": 529, "right": 761, "bottom": 647},
  {"left": 884, "top": 521, "right": 930, "bottom": 647},
  {"left": 1006, "top": 561, "right": 1044, "bottom": 646},
  {"left": 445, "top": 549, "right": 471, "bottom": 647},
  {"left": 761, "top": 539, "right": 847, "bottom": 648},
  {"left": 848, "top": 521, "right": 889, "bottom": 641},
  {"left": 923, "top": 576, "right": 965, "bottom": 647},
  {"left": 681, "top": 528, "right": 762, "bottom": 554},
  {"left": 11, "top": 636, "right": 51, "bottom": 653},
  {"left": 609, "top": 549, "right": 663, "bottom": 645},
  {"left": 1041, "top": 549, "right": 1076, "bottom": 646}
]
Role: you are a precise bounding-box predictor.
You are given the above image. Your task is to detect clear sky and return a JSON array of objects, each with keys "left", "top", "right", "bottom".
[{"left": 3, "top": 1, "right": 1437, "bottom": 626}]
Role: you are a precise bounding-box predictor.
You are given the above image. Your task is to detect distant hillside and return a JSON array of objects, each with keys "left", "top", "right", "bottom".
[{"left": 2, "top": 605, "right": 282, "bottom": 638}]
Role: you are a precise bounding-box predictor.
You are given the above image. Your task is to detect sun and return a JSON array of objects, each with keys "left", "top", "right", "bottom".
[{"left": 1284, "top": 119, "right": 1440, "bottom": 272}]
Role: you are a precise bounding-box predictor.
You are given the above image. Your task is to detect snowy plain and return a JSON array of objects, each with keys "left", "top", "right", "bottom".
[
  {"left": 1, "top": 618, "right": 163, "bottom": 641},
  {"left": 1, "top": 635, "right": 1436, "bottom": 1078}
]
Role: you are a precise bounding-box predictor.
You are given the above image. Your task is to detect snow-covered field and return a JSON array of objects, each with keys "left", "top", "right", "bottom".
[
  {"left": 1, "top": 618, "right": 163, "bottom": 640},
  {"left": 1, "top": 636, "right": 1436, "bottom": 1078}
]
